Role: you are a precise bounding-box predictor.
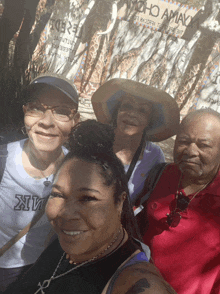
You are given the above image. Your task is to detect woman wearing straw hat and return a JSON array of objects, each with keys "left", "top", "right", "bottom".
[{"left": 92, "top": 79, "right": 180, "bottom": 205}]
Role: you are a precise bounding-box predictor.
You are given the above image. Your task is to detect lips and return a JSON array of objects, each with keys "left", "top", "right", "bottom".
[
  {"left": 178, "top": 160, "right": 201, "bottom": 171},
  {"left": 63, "top": 230, "right": 85, "bottom": 236},
  {"left": 180, "top": 160, "right": 199, "bottom": 165},
  {"left": 36, "top": 131, "right": 58, "bottom": 137},
  {"left": 122, "top": 119, "right": 138, "bottom": 126}
]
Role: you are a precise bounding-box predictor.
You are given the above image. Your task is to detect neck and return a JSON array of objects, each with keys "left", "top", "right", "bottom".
[
  {"left": 24, "top": 139, "right": 64, "bottom": 171},
  {"left": 114, "top": 129, "right": 143, "bottom": 150},
  {"left": 180, "top": 172, "right": 217, "bottom": 195},
  {"left": 114, "top": 130, "right": 144, "bottom": 164}
]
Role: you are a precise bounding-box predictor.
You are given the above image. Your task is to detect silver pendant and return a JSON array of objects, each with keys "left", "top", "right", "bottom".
[
  {"left": 43, "top": 180, "right": 51, "bottom": 187},
  {"left": 34, "top": 279, "right": 52, "bottom": 294}
]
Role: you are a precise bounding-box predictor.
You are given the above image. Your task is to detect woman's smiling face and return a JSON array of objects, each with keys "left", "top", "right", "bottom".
[
  {"left": 23, "top": 87, "right": 79, "bottom": 153},
  {"left": 116, "top": 95, "right": 152, "bottom": 136},
  {"left": 46, "top": 158, "right": 124, "bottom": 263}
]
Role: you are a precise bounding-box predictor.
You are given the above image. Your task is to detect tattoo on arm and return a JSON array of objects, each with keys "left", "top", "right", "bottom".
[{"left": 125, "top": 278, "right": 150, "bottom": 293}]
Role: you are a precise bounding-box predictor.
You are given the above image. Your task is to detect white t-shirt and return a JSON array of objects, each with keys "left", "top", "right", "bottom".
[
  {"left": 124, "top": 141, "right": 165, "bottom": 203},
  {"left": 0, "top": 139, "right": 68, "bottom": 268}
]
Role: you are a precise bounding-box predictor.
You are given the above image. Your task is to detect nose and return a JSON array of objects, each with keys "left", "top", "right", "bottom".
[
  {"left": 38, "top": 110, "right": 55, "bottom": 127},
  {"left": 126, "top": 106, "right": 139, "bottom": 117},
  {"left": 183, "top": 143, "right": 199, "bottom": 157},
  {"left": 57, "top": 201, "right": 80, "bottom": 221}
]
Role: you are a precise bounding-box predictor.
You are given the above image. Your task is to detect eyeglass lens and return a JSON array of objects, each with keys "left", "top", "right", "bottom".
[
  {"left": 25, "top": 102, "right": 75, "bottom": 122},
  {"left": 167, "top": 212, "right": 181, "bottom": 227},
  {"left": 176, "top": 193, "right": 190, "bottom": 210}
]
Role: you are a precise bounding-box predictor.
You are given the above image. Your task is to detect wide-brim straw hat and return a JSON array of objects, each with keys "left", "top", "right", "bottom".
[{"left": 92, "top": 78, "right": 180, "bottom": 142}]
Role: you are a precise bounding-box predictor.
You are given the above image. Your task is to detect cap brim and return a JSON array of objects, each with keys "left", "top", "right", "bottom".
[{"left": 30, "top": 76, "right": 78, "bottom": 105}]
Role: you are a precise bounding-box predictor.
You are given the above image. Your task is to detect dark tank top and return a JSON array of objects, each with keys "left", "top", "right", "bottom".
[{"left": 6, "top": 237, "right": 142, "bottom": 294}]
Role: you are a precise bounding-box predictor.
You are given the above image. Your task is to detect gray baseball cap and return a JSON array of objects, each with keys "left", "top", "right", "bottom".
[{"left": 30, "top": 75, "right": 79, "bottom": 105}]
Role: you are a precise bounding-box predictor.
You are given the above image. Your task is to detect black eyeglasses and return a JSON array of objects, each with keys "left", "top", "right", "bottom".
[
  {"left": 166, "top": 192, "right": 190, "bottom": 227},
  {"left": 24, "top": 102, "right": 77, "bottom": 122}
]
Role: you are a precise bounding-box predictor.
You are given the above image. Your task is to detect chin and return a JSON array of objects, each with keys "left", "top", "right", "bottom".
[
  {"left": 35, "top": 143, "right": 61, "bottom": 153},
  {"left": 180, "top": 166, "right": 203, "bottom": 178},
  {"left": 58, "top": 230, "right": 90, "bottom": 254},
  {"left": 30, "top": 137, "right": 63, "bottom": 153},
  {"left": 121, "top": 127, "right": 143, "bottom": 136},
  {"left": 59, "top": 239, "right": 92, "bottom": 258}
]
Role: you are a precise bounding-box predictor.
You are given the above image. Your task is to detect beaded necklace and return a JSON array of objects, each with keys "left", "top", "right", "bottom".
[{"left": 34, "top": 227, "right": 124, "bottom": 294}]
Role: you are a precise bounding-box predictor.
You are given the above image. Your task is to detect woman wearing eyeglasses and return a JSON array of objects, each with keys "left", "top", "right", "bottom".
[{"left": 0, "top": 75, "right": 80, "bottom": 292}]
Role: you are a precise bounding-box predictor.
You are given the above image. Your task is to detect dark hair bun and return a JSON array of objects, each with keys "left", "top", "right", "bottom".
[{"left": 69, "top": 120, "right": 115, "bottom": 155}]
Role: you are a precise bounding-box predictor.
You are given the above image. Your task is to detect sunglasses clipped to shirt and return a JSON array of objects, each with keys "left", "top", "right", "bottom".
[
  {"left": 166, "top": 192, "right": 190, "bottom": 227},
  {"left": 23, "top": 102, "right": 77, "bottom": 122}
]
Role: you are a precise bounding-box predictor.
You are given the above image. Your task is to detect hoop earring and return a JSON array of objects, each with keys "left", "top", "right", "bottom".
[{"left": 21, "top": 126, "right": 27, "bottom": 135}]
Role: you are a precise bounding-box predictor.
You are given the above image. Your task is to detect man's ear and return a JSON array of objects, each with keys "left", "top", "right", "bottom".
[{"left": 73, "top": 112, "right": 80, "bottom": 126}]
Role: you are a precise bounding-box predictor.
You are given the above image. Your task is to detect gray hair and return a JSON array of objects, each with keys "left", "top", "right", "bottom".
[{"left": 181, "top": 108, "right": 220, "bottom": 125}]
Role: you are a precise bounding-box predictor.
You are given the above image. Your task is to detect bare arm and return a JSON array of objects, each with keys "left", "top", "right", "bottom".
[{"left": 110, "top": 263, "right": 177, "bottom": 294}]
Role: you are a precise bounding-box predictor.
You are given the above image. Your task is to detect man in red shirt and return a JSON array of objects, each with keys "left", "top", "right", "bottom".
[{"left": 142, "top": 108, "right": 220, "bottom": 294}]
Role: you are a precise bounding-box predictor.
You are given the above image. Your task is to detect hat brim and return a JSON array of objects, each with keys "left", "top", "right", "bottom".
[
  {"left": 29, "top": 76, "right": 79, "bottom": 106},
  {"left": 92, "top": 78, "right": 180, "bottom": 142}
]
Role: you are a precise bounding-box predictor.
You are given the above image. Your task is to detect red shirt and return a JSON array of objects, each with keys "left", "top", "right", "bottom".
[{"left": 142, "top": 164, "right": 220, "bottom": 294}]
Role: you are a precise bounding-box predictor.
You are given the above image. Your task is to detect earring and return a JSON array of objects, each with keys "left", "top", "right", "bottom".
[{"left": 21, "top": 126, "right": 27, "bottom": 135}]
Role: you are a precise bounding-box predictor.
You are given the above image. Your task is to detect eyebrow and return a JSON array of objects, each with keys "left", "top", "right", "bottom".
[
  {"left": 178, "top": 136, "right": 213, "bottom": 143},
  {"left": 198, "top": 139, "right": 213, "bottom": 143},
  {"left": 52, "top": 184, "right": 100, "bottom": 194},
  {"left": 34, "top": 99, "right": 76, "bottom": 109},
  {"left": 77, "top": 188, "right": 101, "bottom": 194},
  {"left": 123, "top": 101, "right": 150, "bottom": 107}
]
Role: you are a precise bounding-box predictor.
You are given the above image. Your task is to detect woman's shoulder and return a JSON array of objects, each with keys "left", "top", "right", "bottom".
[
  {"left": 103, "top": 247, "right": 176, "bottom": 294},
  {"left": 0, "top": 139, "right": 27, "bottom": 167},
  {"left": 144, "top": 141, "right": 164, "bottom": 155},
  {"left": 6, "top": 138, "right": 27, "bottom": 153},
  {"left": 142, "top": 142, "right": 165, "bottom": 164},
  {"left": 108, "top": 261, "right": 176, "bottom": 294}
]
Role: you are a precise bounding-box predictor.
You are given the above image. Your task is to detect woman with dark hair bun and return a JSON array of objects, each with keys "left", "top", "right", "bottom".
[
  {"left": 6, "top": 120, "right": 176, "bottom": 294},
  {"left": 65, "top": 120, "right": 141, "bottom": 240}
]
